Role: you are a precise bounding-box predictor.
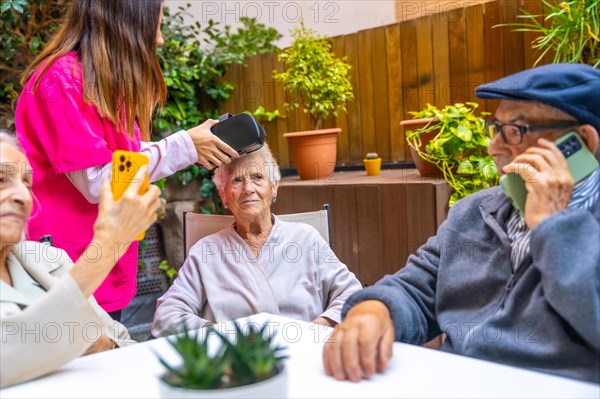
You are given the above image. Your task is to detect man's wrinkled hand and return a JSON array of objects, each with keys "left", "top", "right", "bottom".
[
  {"left": 322, "top": 300, "right": 394, "bottom": 382},
  {"left": 503, "top": 138, "right": 574, "bottom": 229}
]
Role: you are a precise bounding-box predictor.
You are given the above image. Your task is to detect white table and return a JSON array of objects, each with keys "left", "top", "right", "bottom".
[{"left": 1, "top": 313, "right": 598, "bottom": 398}]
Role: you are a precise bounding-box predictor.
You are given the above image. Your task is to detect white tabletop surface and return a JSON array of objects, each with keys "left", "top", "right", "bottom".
[{"left": 1, "top": 313, "right": 598, "bottom": 398}]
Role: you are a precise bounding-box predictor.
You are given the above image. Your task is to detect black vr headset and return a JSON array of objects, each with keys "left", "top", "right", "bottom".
[{"left": 210, "top": 112, "right": 266, "bottom": 156}]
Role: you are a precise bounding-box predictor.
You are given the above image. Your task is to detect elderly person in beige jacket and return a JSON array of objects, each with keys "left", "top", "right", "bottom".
[
  {"left": 152, "top": 144, "right": 362, "bottom": 337},
  {"left": 0, "top": 133, "right": 161, "bottom": 388}
]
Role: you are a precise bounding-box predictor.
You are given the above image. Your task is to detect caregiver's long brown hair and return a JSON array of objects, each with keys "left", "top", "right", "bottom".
[{"left": 21, "top": 0, "right": 166, "bottom": 141}]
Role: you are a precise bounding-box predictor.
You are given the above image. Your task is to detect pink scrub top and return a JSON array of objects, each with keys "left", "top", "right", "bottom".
[{"left": 15, "top": 51, "right": 142, "bottom": 312}]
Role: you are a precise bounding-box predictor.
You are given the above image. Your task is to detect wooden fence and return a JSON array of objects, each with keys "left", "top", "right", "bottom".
[{"left": 221, "top": 0, "right": 552, "bottom": 167}]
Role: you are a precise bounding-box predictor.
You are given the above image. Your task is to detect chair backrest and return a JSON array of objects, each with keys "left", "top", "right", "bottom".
[{"left": 183, "top": 204, "right": 331, "bottom": 259}]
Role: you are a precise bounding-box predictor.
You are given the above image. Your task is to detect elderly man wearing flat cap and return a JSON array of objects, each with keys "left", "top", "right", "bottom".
[{"left": 323, "top": 64, "right": 600, "bottom": 383}]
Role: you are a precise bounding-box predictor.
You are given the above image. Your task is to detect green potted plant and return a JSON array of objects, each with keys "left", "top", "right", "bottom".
[
  {"left": 401, "top": 102, "right": 499, "bottom": 206},
  {"left": 273, "top": 22, "right": 354, "bottom": 180},
  {"left": 158, "top": 323, "right": 288, "bottom": 398},
  {"left": 363, "top": 152, "right": 381, "bottom": 176},
  {"left": 497, "top": 0, "right": 599, "bottom": 67}
]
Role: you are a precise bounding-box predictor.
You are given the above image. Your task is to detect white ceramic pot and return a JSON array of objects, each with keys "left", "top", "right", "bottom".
[{"left": 158, "top": 366, "right": 288, "bottom": 398}]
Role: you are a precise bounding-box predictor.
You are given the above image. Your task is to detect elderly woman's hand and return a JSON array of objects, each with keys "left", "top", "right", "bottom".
[
  {"left": 71, "top": 165, "right": 161, "bottom": 299},
  {"left": 93, "top": 165, "right": 161, "bottom": 246},
  {"left": 83, "top": 336, "right": 116, "bottom": 356}
]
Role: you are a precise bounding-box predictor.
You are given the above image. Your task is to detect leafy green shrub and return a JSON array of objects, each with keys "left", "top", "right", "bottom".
[
  {"left": 0, "top": 0, "right": 66, "bottom": 129},
  {"left": 273, "top": 22, "right": 353, "bottom": 130},
  {"left": 406, "top": 102, "right": 499, "bottom": 206}
]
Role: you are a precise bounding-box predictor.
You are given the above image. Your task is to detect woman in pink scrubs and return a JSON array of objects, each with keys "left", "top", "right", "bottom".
[{"left": 14, "top": 0, "right": 238, "bottom": 320}]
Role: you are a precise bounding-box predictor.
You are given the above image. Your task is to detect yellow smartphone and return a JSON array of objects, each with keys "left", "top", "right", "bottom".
[{"left": 111, "top": 150, "right": 150, "bottom": 241}]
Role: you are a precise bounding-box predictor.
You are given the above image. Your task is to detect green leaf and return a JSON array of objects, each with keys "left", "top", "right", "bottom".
[
  {"left": 455, "top": 124, "right": 472, "bottom": 142},
  {"left": 10, "top": 2, "right": 24, "bottom": 13},
  {"left": 457, "top": 160, "right": 475, "bottom": 175},
  {"left": 482, "top": 159, "right": 499, "bottom": 180},
  {"left": 29, "top": 36, "right": 40, "bottom": 52}
]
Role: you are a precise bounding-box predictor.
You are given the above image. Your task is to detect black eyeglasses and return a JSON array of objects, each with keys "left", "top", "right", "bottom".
[{"left": 484, "top": 119, "right": 580, "bottom": 145}]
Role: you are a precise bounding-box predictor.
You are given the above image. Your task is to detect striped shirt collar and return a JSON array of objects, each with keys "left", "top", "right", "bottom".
[{"left": 569, "top": 167, "right": 600, "bottom": 210}]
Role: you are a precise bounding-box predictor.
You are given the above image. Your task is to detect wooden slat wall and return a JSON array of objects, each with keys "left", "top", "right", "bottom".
[
  {"left": 271, "top": 171, "right": 453, "bottom": 286},
  {"left": 344, "top": 33, "right": 363, "bottom": 163},
  {"left": 221, "top": 0, "right": 546, "bottom": 166},
  {"left": 399, "top": 19, "right": 419, "bottom": 161},
  {"left": 385, "top": 24, "right": 404, "bottom": 161}
]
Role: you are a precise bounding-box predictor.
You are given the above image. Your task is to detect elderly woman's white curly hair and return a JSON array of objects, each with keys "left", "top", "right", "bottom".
[
  {"left": 212, "top": 142, "right": 281, "bottom": 197},
  {"left": 0, "top": 130, "right": 20, "bottom": 147}
]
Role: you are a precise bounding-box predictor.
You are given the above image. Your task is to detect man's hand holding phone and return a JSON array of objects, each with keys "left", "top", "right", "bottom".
[{"left": 502, "top": 138, "right": 575, "bottom": 229}]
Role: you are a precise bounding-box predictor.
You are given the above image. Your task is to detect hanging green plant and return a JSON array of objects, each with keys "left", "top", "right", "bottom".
[{"left": 405, "top": 102, "right": 499, "bottom": 206}]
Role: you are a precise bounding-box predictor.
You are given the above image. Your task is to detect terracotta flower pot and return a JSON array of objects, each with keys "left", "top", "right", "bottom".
[
  {"left": 400, "top": 117, "right": 444, "bottom": 178},
  {"left": 283, "top": 128, "right": 340, "bottom": 181},
  {"left": 363, "top": 157, "right": 382, "bottom": 176}
]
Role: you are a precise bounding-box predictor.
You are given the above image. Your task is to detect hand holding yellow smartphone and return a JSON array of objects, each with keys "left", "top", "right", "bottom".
[{"left": 111, "top": 150, "right": 150, "bottom": 240}]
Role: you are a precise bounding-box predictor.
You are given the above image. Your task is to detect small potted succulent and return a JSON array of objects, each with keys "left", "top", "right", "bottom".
[
  {"left": 273, "top": 22, "right": 354, "bottom": 180},
  {"left": 158, "top": 323, "right": 288, "bottom": 398},
  {"left": 401, "top": 102, "right": 499, "bottom": 206},
  {"left": 363, "top": 152, "right": 381, "bottom": 176}
]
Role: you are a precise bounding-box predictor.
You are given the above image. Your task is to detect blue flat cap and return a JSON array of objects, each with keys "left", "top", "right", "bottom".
[{"left": 475, "top": 63, "right": 600, "bottom": 132}]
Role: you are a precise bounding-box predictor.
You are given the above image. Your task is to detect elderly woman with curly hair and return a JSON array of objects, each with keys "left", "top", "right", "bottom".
[{"left": 152, "top": 144, "right": 362, "bottom": 336}]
